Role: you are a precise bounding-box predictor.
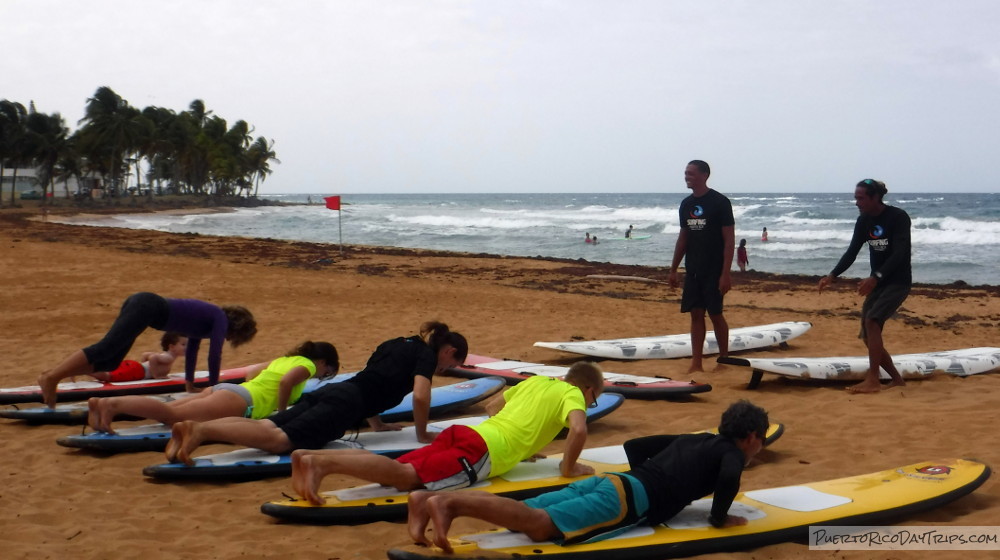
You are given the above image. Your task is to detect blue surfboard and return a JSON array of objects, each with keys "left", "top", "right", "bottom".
[
  {"left": 141, "top": 392, "right": 624, "bottom": 481},
  {"left": 56, "top": 376, "right": 505, "bottom": 453}
]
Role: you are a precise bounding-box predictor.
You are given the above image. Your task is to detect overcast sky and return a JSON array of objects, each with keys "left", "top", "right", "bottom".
[{"left": 4, "top": 1, "right": 999, "bottom": 194}]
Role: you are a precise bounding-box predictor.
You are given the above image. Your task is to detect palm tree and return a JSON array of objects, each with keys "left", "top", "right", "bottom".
[
  {"left": 247, "top": 136, "right": 280, "bottom": 197},
  {"left": 0, "top": 100, "right": 29, "bottom": 206},
  {"left": 77, "top": 86, "right": 144, "bottom": 196},
  {"left": 24, "top": 106, "right": 70, "bottom": 203}
]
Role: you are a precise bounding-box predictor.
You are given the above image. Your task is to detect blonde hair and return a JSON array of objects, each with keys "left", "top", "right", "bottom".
[{"left": 564, "top": 361, "right": 604, "bottom": 394}]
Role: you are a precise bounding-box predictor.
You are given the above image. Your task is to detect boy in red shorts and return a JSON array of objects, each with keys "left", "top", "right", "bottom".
[
  {"left": 92, "top": 332, "right": 186, "bottom": 382},
  {"left": 290, "top": 361, "right": 604, "bottom": 505}
]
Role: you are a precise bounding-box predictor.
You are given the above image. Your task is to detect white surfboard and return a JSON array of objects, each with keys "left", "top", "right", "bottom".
[
  {"left": 719, "top": 347, "right": 1000, "bottom": 387},
  {"left": 534, "top": 321, "right": 812, "bottom": 360}
]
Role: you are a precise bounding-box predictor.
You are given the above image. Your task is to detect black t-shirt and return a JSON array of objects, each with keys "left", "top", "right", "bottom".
[
  {"left": 678, "top": 189, "right": 735, "bottom": 276},
  {"left": 830, "top": 205, "right": 912, "bottom": 286},
  {"left": 626, "top": 433, "right": 746, "bottom": 526},
  {"left": 345, "top": 336, "right": 437, "bottom": 417}
]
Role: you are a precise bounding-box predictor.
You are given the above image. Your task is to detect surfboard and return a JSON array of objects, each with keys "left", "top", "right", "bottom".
[
  {"left": 0, "top": 392, "right": 192, "bottom": 424},
  {"left": 607, "top": 234, "right": 652, "bottom": 241},
  {"left": 533, "top": 322, "right": 812, "bottom": 361},
  {"left": 259, "top": 423, "right": 784, "bottom": 525},
  {"left": 1, "top": 369, "right": 359, "bottom": 425},
  {"left": 142, "top": 393, "right": 624, "bottom": 481},
  {"left": 387, "top": 457, "right": 990, "bottom": 560},
  {"left": 57, "top": 376, "right": 507, "bottom": 453},
  {"left": 0, "top": 363, "right": 267, "bottom": 406},
  {"left": 449, "top": 356, "right": 710, "bottom": 399},
  {"left": 718, "top": 347, "right": 1000, "bottom": 389}
]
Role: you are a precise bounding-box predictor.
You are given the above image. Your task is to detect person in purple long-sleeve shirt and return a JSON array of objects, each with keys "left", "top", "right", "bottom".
[{"left": 38, "top": 292, "right": 257, "bottom": 408}]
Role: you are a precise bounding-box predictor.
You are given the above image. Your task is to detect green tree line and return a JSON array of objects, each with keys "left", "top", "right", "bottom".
[{"left": 0, "top": 86, "right": 279, "bottom": 206}]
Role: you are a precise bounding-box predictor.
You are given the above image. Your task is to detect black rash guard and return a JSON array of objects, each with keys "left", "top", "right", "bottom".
[{"left": 624, "top": 433, "right": 746, "bottom": 527}]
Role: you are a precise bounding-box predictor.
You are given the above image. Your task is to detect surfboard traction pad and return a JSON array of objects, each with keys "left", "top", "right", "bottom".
[
  {"left": 448, "top": 359, "right": 711, "bottom": 399},
  {"left": 386, "top": 457, "right": 991, "bottom": 560},
  {"left": 259, "top": 423, "right": 785, "bottom": 525},
  {"left": 719, "top": 347, "right": 1000, "bottom": 389}
]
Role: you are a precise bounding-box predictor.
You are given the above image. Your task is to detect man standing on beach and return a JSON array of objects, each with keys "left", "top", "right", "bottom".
[
  {"left": 668, "top": 160, "right": 735, "bottom": 373},
  {"left": 818, "top": 179, "right": 912, "bottom": 394}
]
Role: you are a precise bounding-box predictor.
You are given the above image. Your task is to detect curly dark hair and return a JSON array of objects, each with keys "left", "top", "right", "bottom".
[
  {"left": 222, "top": 305, "right": 257, "bottom": 347},
  {"left": 718, "top": 400, "right": 769, "bottom": 440}
]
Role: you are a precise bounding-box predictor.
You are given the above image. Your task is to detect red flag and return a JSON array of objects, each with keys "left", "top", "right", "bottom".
[{"left": 324, "top": 196, "right": 341, "bottom": 210}]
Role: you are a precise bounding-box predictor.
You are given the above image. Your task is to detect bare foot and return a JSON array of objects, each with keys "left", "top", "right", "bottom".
[
  {"left": 291, "top": 451, "right": 327, "bottom": 505},
  {"left": 687, "top": 362, "right": 705, "bottom": 374},
  {"left": 167, "top": 420, "right": 202, "bottom": 465},
  {"left": 426, "top": 494, "right": 457, "bottom": 553},
  {"left": 38, "top": 372, "right": 59, "bottom": 409},
  {"left": 94, "top": 398, "right": 118, "bottom": 434},
  {"left": 846, "top": 379, "right": 883, "bottom": 394},
  {"left": 884, "top": 378, "right": 906, "bottom": 389},
  {"left": 407, "top": 490, "right": 435, "bottom": 547},
  {"left": 87, "top": 398, "right": 103, "bottom": 432}
]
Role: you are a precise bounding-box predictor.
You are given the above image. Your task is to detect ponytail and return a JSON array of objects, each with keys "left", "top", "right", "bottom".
[
  {"left": 287, "top": 341, "right": 340, "bottom": 374},
  {"left": 420, "top": 321, "right": 469, "bottom": 361}
]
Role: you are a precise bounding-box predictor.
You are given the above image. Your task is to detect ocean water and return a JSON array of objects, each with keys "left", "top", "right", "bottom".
[{"left": 65, "top": 192, "right": 999, "bottom": 286}]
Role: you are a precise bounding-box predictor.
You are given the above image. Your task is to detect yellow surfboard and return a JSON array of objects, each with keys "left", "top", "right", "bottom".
[
  {"left": 260, "top": 424, "right": 784, "bottom": 524},
  {"left": 387, "top": 458, "right": 990, "bottom": 559}
]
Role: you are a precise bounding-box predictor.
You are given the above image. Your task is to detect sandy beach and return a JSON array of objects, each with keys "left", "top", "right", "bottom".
[{"left": 1, "top": 207, "right": 998, "bottom": 560}]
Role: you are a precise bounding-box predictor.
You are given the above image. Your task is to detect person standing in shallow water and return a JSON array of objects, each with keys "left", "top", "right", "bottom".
[
  {"left": 818, "top": 179, "right": 912, "bottom": 394},
  {"left": 668, "top": 160, "right": 735, "bottom": 374},
  {"left": 736, "top": 239, "right": 749, "bottom": 272}
]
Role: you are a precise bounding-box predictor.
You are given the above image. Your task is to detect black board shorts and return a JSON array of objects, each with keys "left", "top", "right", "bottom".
[
  {"left": 680, "top": 272, "right": 724, "bottom": 316},
  {"left": 859, "top": 283, "right": 911, "bottom": 339},
  {"left": 270, "top": 382, "right": 366, "bottom": 450}
]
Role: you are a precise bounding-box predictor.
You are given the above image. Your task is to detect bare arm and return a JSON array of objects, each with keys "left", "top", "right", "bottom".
[
  {"left": 559, "top": 409, "right": 593, "bottom": 477},
  {"left": 669, "top": 228, "right": 688, "bottom": 288},
  {"left": 481, "top": 391, "right": 507, "bottom": 417},
  {"left": 410, "top": 375, "right": 434, "bottom": 443},
  {"left": 719, "top": 224, "right": 735, "bottom": 294},
  {"left": 276, "top": 365, "right": 311, "bottom": 411}
]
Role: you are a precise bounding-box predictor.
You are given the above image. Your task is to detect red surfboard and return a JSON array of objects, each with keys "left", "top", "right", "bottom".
[{"left": 0, "top": 363, "right": 267, "bottom": 405}]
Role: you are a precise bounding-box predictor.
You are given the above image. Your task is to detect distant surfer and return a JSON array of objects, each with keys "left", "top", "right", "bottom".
[
  {"left": 289, "top": 362, "right": 604, "bottom": 505},
  {"left": 625, "top": 224, "right": 634, "bottom": 239},
  {"left": 761, "top": 227, "right": 768, "bottom": 242},
  {"left": 668, "top": 160, "right": 735, "bottom": 374},
  {"left": 406, "top": 400, "right": 769, "bottom": 552},
  {"left": 736, "top": 239, "right": 749, "bottom": 272},
  {"left": 585, "top": 232, "right": 592, "bottom": 243},
  {"left": 818, "top": 179, "right": 911, "bottom": 394}
]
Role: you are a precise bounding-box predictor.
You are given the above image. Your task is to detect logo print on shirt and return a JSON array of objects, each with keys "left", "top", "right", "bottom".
[
  {"left": 869, "top": 225, "right": 884, "bottom": 239},
  {"left": 689, "top": 205, "right": 704, "bottom": 218}
]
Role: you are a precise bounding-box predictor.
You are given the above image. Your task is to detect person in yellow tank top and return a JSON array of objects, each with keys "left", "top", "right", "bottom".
[
  {"left": 87, "top": 341, "right": 339, "bottom": 434},
  {"left": 288, "top": 361, "right": 605, "bottom": 505}
]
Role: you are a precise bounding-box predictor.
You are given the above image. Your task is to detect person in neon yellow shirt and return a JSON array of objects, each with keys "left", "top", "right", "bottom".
[
  {"left": 87, "top": 341, "right": 339, "bottom": 434},
  {"left": 289, "top": 361, "right": 604, "bottom": 505}
]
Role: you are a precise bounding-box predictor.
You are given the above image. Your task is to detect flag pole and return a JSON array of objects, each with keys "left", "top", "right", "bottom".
[{"left": 324, "top": 195, "right": 343, "bottom": 257}]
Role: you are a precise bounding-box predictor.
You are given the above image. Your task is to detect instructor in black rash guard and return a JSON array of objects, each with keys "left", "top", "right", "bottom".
[
  {"left": 668, "top": 160, "right": 736, "bottom": 374},
  {"left": 818, "top": 179, "right": 912, "bottom": 394},
  {"left": 405, "top": 400, "right": 768, "bottom": 552}
]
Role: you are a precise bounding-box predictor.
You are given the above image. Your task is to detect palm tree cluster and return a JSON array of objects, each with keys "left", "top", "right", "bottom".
[{"left": 0, "top": 86, "right": 279, "bottom": 206}]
